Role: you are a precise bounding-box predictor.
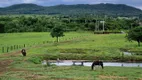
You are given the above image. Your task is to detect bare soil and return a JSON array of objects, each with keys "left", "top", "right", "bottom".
[
  {"left": 98, "top": 75, "right": 128, "bottom": 80},
  {"left": 0, "top": 50, "right": 21, "bottom": 76},
  {"left": 0, "top": 59, "right": 13, "bottom": 76}
]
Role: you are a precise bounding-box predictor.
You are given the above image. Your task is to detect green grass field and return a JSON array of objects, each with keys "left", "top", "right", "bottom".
[
  {"left": 0, "top": 32, "right": 142, "bottom": 61},
  {"left": 0, "top": 59, "right": 142, "bottom": 80},
  {"left": 0, "top": 32, "right": 85, "bottom": 53},
  {"left": 0, "top": 32, "right": 142, "bottom": 80}
]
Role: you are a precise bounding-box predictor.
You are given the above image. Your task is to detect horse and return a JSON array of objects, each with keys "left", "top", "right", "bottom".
[
  {"left": 21, "top": 49, "right": 26, "bottom": 56},
  {"left": 91, "top": 60, "right": 104, "bottom": 70}
]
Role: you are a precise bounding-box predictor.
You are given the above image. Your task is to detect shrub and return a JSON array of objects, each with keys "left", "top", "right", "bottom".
[{"left": 28, "top": 56, "right": 43, "bottom": 64}]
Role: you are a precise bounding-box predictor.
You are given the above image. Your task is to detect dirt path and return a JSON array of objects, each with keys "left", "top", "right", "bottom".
[
  {"left": 0, "top": 59, "right": 13, "bottom": 76},
  {"left": 99, "top": 75, "right": 128, "bottom": 80},
  {"left": 0, "top": 43, "right": 47, "bottom": 76},
  {"left": 0, "top": 50, "right": 21, "bottom": 76},
  {"left": 1, "top": 50, "right": 21, "bottom": 57},
  {"left": 0, "top": 44, "right": 46, "bottom": 77}
]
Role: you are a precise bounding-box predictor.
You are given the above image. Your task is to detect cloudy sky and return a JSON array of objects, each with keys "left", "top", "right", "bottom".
[{"left": 0, "top": 0, "right": 142, "bottom": 10}]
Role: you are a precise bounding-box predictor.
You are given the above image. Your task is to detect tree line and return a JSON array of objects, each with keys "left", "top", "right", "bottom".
[{"left": 0, "top": 15, "right": 140, "bottom": 33}]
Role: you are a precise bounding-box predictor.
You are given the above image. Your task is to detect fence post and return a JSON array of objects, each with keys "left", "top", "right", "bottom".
[
  {"left": 17, "top": 45, "right": 18, "bottom": 49},
  {"left": 11, "top": 46, "right": 13, "bottom": 51},
  {"left": 2, "top": 47, "right": 4, "bottom": 53},
  {"left": 14, "top": 45, "right": 16, "bottom": 50},
  {"left": 24, "top": 44, "right": 25, "bottom": 48},
  {"left": 7, "top": 47, "right": 9, "bottom": 52},
  {"left": 19, "top": 45, "right": 21, "bottom": 48}
]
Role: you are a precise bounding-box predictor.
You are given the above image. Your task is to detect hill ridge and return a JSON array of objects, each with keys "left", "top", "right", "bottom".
[{"left": 0, "top": 3, "right": 142, "bottom": 16}]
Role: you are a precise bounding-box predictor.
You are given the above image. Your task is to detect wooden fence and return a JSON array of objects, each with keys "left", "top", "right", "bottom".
[{"left": 0, "top": 35, "right": 87, "bottom": 54}]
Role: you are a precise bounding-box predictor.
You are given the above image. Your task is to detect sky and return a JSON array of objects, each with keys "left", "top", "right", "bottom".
[{"left": 0, "top": 0, "right": 142, "bottom": 10}]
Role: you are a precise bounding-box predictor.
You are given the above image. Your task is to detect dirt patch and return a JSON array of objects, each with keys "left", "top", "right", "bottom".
[
  {"left": 24, "top": 74, "right": 47, "bottom": 80},
  {"left": 0, "top": 59, "right": 13, "bottom": 76},
  {"left": 1, "top": 51, "right": 21, "bottom": 57},
  {"left": 50, "top": 78, "right": 74, "bottom": 80},
  {"left": 139, "top": 78, "right": 142, "bottom": 80},
  {"left": 9, "top": 68, "right": 27, "bottom": 72},
  {"left": 99, "top": 75, "right": 128, "bottom": 80},
  {"left": 54, "top": 78, "right": 74, "bottom": 80},
  {"left": 0, "top": 50, "right": 26, "bottom": 76},
  {"left": 0, "top": 59, "right": 13, "bottom": 69},
  {"left": 25, "top": 74, "right": 74, "bottom": 80}
]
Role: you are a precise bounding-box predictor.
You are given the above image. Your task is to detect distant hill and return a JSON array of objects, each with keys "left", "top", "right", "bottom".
[
  {"left": 0, "top": 3, "right": 45, "bottom": 14},
  {"left": 0, "top": 3, "right": 142, "bottom": 17}
]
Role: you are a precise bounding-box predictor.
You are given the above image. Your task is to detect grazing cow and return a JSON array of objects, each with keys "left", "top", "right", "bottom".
[
  {"left": 21, "top": 49, "right": 26, "bottom": 56},
  {"left": 91, "top": 60, "right": 104, "bottom": 70}
]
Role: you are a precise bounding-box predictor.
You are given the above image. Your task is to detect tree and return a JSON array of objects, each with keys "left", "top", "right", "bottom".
[
  {"left": 0, "top": 23, "right": 5, "bottom": 33},
  {"left": 50, "top": 26, "right": 64, "bottom": 42},
  {"left": 126, "top": 26, "right": 142, "bottom": 46}
]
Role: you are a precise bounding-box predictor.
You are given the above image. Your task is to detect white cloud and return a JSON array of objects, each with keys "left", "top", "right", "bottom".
[
  {"left": 0, "top": 0, "right": 9, "bottom": 3},
  {"left": 62, "top": 0, "right": 75, "bottom": 2},
  {"left": 22, "top": 0, "right": 36, "bottom": 3},
  {"left": 0, "top": 0, "right": 12, "bottom": 7},
  {"left": 136, "top": 6, "right": 142, "bottom": 10},
  {"left": 88, "top": 0, "right": 117, "bottom": 4}
]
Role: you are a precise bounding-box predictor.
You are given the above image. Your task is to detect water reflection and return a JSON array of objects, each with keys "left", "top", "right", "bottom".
[{"left": 50, "top": 61, "right": 142, "bottom": 67}]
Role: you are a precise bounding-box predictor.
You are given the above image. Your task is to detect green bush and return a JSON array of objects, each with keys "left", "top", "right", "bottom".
[{"left": 28, "top": 56, "right": 43, "bottom": 64}]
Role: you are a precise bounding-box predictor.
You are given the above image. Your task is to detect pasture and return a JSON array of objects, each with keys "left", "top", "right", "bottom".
[
  {"left": 0, "top": 60, "right": 142, "bottom": 80},
  {"left": 0, "top": 32, "right": 142, "bottom": 80},
  {"left": 0, "top": 32, "right": 142, "bottom": 61}
]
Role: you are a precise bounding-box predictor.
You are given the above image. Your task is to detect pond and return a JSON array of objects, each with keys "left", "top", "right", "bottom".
[
  {"left": 123, "top": 52, "right": 132, "bottom": 55},
  {"left": 50, "top": 61, "right": 142, "bottom": 67},
  {"left": 123, "top": 51, "right": 142, "bottom": 55}
]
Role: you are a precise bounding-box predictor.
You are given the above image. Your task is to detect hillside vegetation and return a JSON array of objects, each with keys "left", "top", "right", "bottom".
[{"left": 0, "top": 3, "right": 142, "bottom": 17}]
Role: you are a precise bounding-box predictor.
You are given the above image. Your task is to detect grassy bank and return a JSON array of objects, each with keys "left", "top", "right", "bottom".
[{"left": 0, "top": 58, "right": 142, "bottom": 80}]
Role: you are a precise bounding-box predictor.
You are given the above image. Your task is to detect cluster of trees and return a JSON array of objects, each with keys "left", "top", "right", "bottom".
[
  {"left": 0, "top": 15, "right": 57, "bottom": 33},
  {"left": 0, "top": 15, "right": 140, "bottom": 33}
]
